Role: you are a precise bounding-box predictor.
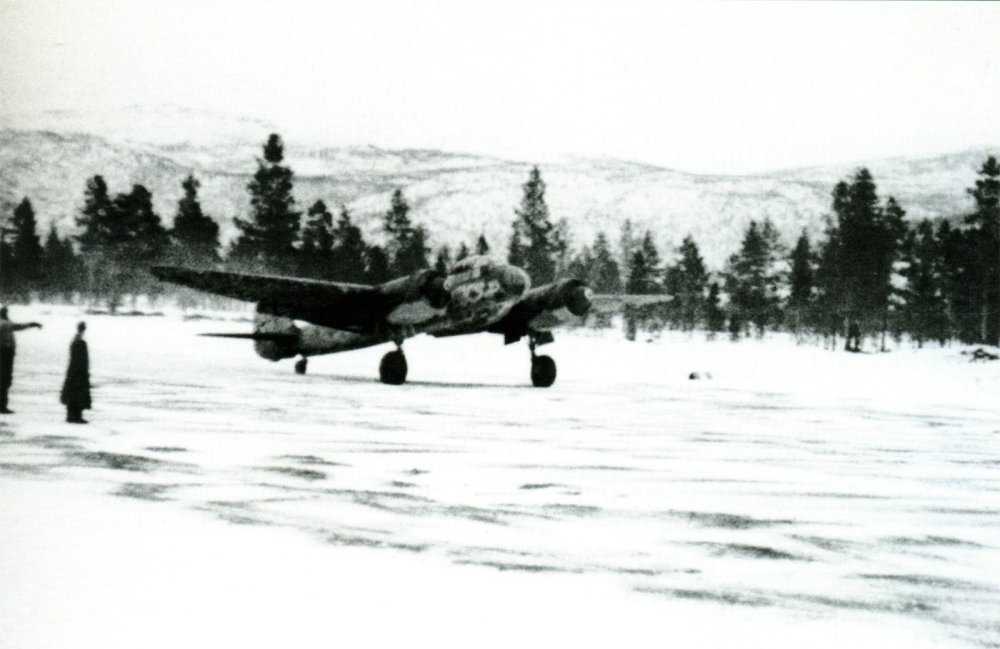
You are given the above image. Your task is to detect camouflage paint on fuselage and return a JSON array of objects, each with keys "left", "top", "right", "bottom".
[{"left": 255, "top": 257, "right": 531, "bottom": 360}]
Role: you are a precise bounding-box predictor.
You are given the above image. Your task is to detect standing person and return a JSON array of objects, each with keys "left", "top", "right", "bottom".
[
  {"left": 846, "top": 320, "right": 862, "bottom": 353},
  {"left": 61, "top": 321, "right": 91, "bottom": 424},
  {"left": 0, "top": 306, "right": 43, "bottom": 414}
]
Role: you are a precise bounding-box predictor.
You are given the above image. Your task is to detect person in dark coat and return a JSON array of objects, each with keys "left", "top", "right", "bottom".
[
  {"left": 61, "top": 321, "right": 91, "bottom": 424},
  {"left": 845, "top": 320, "right": 862, "bottom": 353},
  {"left": 0, "top": 305, "right": 43, "bottom": 414}
]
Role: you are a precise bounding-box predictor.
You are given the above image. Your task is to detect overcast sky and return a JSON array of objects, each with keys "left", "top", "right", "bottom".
[{"left": 1, "top": 0, "right": 998, "bottom": 174}]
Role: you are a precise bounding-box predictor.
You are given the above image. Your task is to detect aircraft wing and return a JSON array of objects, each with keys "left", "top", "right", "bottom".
[
  {"left": 151, "top": 266, "right": 445, "bottom": 332},
  {"left": 590, "top": 293, "right": 673, "bottom": 313},
  {"left": 490, "top": 279, "right": 672, "bottom": 343}
]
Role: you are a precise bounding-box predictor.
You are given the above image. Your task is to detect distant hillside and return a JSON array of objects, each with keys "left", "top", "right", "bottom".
[{"left": 0, "top": 127, "right": 994, "bottom": 269}]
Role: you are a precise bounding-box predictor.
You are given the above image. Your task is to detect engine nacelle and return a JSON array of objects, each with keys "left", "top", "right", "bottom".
[
  {"left": 253, "top": 312, "right": 300, "bottom": 361},
  {"left": 421, "top": 271, "right": 451, "bottom": 309},
  {"left": 560, "top": 280, "right": 594, "bottom": 317},
  {"left": 519, "top": 278, "right": 595, "bottom": 333}
]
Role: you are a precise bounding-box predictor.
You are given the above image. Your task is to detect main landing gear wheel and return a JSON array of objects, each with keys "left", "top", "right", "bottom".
[
  {"left": 530, "top": 354, "right": 557, "bottom": 388},
  {"left": 294, "top": 357, "right": 308, "bottom": 375},
  {"left": 527, "top": 335, "right": 557, "bottom": 388},
  {"left": 528, "top": 340, "right": 556, "bottom": 388},
  {"left": 379, "top": 350, "right": 408, "bottom": 385}
]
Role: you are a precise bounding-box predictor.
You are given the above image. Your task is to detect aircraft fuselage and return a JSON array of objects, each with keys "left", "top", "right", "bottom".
[{"left": 257, "top": 256, "right": 532, "bottom": 360}]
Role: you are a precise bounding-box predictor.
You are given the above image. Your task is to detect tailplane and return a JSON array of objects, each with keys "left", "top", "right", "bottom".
[
  {"left": 200, "top": 332, "right": 298, "bottom": 343},
  {"left": 200, "top": 312, "right": 300, "bottom": 361}
]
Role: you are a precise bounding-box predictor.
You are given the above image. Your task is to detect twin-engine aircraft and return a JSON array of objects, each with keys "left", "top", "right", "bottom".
[{"left": 152, "top": 256, "right": 649, "bottom": 387}]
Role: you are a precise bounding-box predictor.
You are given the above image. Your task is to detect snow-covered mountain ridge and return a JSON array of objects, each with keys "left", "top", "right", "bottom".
[{"left": 1, "top": 126, "right": 994, "bottom": 268}]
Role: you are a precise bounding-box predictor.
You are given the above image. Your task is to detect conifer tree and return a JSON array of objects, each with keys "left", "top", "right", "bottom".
[
  {"left": 726, "top": 220, "right": 782, "bottom": 335},
  {"left": 623, "top": 232, "right": 666, "bottom": 334},
  {"left": 815, "top": 170, "right": 903, "bottom": 345},
  {"left": 330, "top": 205, "right": 368, "bottom": 283},
  {"left": 705, "top": 281, "right": 726, "bottom": 336},
  {"left": 299, "top": 199, "right": 334, "bottom": 278},
  {"left": 75, "top": 178, "right": 167, "bottom": 309},
  {"left": 619, "top": 219, "right": 636, "bottom": 272},
  {"left": 383, "top": 189, "right": 428, "bottom": 276},
  {"left": 937, "top": 219, "right": 979, "bottom": 343},
  {"left": 76, "top": 175, "right": 115, "bottom": 253},
  {"left": 384, "top": 189, "right": 411, "bottom": 245},
  {"left": 41, "top": 225, "right": 78, "bottom": 300},
  {"left": 665, "top": 235, "right": 708, "bottom": 330},
  {"left": 842, "top": 171, "right": 897, "bottom": 325},
  {"left": 588, "top": 232, "right": 623, "bottom": 293},
  {"left": 115, "top": 184, "right": 169, "bottom": 262},
  {"left": 815, "top": 216, "right": 844, "bottom": 341},
  {"left": 230, "top": 134, "right": 301, "bottom": 272},
  {"left": 455, "top": 242, "right": 471, "bottom": 262},
  {"left": 476, "top": 234, "right": 490, "bottom": 256},
  {"left": 965, "top": 156, "right": 999, "bottom": 344},
  {"left": 408, "top": 226, "right": 430, "bottom": 273},
  {"left": 8, "top": 198, "right": 44, "bottom": 300},
  {"left": 567, "top": 246, "right": 592, "bottom": 282},
  {"left": 170, "top": 174, "right": 220, "bottom": 267},
  {"left": 365, "top": 244, "right": 391, "bottom": 284},
  {"left": 551, "top": 217, "right": 572, "bottom": 277},
  {"left": 508, "top": 167, "right": 556, "bottom": 284},
  {"left": 625, "top": 231, "right": 661, "bottom": 295},
  {"left": 434, "top": 246, "right": 452, "bottom": 274},
  {"left": 0, "top": 234, "right": 11, "bottom": 301},
  {"left": 876, "top": 197, "right": 908, "bottom": 348},
  {"left": 788, "top": 230, "right": 815, "bottom": 333},
  {"left": 111, "top": 184, "right": 169, "bottom": 305},
  {"left": 75, "top": 175, "right": 114, "bottom": 303},
  {"left": 837, "top": 171, "right": 877, "bottom": 320},
  {"left": 901, "top": 219, "right": 948, "bottom": 346}
]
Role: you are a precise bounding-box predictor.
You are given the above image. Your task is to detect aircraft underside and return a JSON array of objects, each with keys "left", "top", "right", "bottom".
[
  {"left": 257, "top": 314, "right": 559, "bottom": 387},
  {"left": 154, "top": 256, "right": 594, "bottom": 388}
]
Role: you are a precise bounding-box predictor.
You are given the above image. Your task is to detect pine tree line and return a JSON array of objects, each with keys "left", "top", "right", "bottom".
[
  {"left": 1, "top": 133, "right": 996, "bottom": 346},
  {"left": 0, "top": 134, "right": 462, "bottom": 308},
  {"left": 557, "top": 160, "right": 998, "bottom": 347}
]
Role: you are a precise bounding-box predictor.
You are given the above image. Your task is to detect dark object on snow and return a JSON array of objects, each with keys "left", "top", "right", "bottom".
[
  {"left": 728, "top": 315, "right": 742, "bottom": 341},
  {"left": 688, "top": 371, "right": 713, "bottom": 380},
  {"left": 845, "top": 320, "right": 862, "bottom": 353},
  {"left": 964, "top": 347, "right": 999, "bottom": 362},
  {"left": 61, "top": 322, "right": 91, "bottom": 423},
  {"left": 0, "top": 306, "right": 43, "bottom": 414}
]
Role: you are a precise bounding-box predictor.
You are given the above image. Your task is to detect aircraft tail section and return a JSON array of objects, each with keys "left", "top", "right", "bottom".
[
  {"left": 252, "top": 312, "right": 301, "bottom": 361},
  {"left": 200, "top": 311, "right": 383, "bottom": 362},
  {"left": 200, "top": 332, "right": 298, "bottom": 342}
]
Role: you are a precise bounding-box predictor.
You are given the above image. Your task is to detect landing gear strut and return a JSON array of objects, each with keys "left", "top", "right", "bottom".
[
  {"left": 379, "top": 346, "right": 408, "bottom": 385},
  {"left": 294, "top": 357, "right": 308, "bottom": 375},
  {"left": 529, "top": 336, "right": 557, "bottom": 388}
]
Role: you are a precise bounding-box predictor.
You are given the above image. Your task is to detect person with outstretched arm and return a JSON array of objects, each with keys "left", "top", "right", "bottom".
[{"left": 0, "top": 306, "right": 43, "bottom": 414}]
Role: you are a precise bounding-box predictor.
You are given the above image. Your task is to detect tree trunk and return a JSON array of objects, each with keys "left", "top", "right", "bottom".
[{"left": 881, "top": 309, "right": 888, "bottom": 352}]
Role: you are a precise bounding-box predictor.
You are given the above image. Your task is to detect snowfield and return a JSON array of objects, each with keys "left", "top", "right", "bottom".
[{"left": 1, "top": 306, "right": 998, "bottom": 648}]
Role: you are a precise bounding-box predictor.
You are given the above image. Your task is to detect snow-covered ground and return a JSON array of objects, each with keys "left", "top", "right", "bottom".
[{"left": 1, "top": 305, "right": 998, "bottom": 648}]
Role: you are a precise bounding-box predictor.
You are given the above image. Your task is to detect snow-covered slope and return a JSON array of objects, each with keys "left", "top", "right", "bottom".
[{"left": 0, "top": 117, "right": 995, "bottom": 268}]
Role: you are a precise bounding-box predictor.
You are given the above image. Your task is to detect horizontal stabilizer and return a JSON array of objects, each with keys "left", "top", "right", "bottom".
[
  {"left": 591, "top": 294, "right": 674, "bottom": 313},
  {"left": 199, "top": 332, "right": 299, "bottom": 343}
]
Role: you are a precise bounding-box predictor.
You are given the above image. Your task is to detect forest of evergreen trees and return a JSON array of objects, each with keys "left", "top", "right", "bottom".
[{"left": 1, "top": 133, "right": 997, "bottom": 347}]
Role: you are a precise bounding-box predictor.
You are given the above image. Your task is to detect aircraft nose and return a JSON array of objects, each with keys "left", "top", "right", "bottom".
[{"left": 500, "top": 266, "right": 530, "bottom": 296}]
